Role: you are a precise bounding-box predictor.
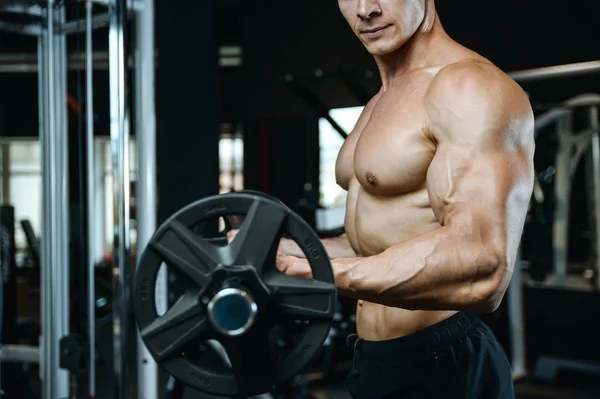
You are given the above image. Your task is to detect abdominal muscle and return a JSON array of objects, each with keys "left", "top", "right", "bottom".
[
  {"left": 344, "top": 181, "right": 457, "bottom": 341},
  {"left": 355, "top": 302, "right": 457, "bottom": 341}
]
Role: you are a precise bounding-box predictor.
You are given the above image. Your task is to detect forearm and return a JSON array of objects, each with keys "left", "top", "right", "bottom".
[
  {"left": 333, "top": 226, "right": 509, "bottom": 313},
  {"left": 321, "top": 233, "right": 357, "bottom": 259},
  {"left": 284, "top": 233, "right": 356, "bottom": 259}
]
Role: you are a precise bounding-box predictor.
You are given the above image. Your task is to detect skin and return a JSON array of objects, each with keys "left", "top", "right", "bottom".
[{"left": 274, "top": 0, "right": 534, "bottom": 340}]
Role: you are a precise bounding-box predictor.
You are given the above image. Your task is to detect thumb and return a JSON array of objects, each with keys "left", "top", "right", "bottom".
[
  {"left": 276, "top": 251, "right": 292, "bottom": 273},
  {"left": 227, "top": 229, "right": 239, "bottom": 244}
]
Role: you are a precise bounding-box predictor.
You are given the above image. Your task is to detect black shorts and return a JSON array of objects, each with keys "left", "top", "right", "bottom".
[{"left": 345, "top": 312, "right": 514, "bottom": 399}]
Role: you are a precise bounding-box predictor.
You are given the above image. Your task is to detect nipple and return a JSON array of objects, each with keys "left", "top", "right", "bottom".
[{"left": 365, "top": 171, "right": 379, "bottom": 187}]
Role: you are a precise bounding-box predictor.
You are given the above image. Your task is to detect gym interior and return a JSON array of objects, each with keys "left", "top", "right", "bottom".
[{"left": 1, "top": 0, "right": 600, "bottom": 398}]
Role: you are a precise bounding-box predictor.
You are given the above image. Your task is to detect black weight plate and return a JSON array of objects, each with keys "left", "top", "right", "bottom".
[
  {"left": 222, "top": 190, "right": 286, "bottom": 229},
  {"left": 133, "top": 192, "right": 336, "bottom": 397},
  {"left": 233, "top": 190, "right": 285, "bottom": 205}
]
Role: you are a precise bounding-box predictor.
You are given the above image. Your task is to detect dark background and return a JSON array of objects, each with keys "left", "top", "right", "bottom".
[
  {"left": 1, "top": 2, "right": 600, "bottom": 397},
  {"left": 0, "top": 0, "right": 599, "bottom": 135},
  {"left": 0, "top": 0, "right": 597, "bottom": 271}
]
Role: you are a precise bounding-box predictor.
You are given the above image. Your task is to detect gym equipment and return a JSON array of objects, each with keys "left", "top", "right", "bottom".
[
  {"left": 0, "top": 205, "right": 16, "bottom": 345},
  {"left": 133, "top": 191, "right": 337, "bottom": 397},
  {"left": 506, "top": 63, "right": 600, "bottom": 384},
  {"left": 204, "top": 190, "right": 285, "bottom": 231},
  {"left": 0, "top": 205, "right": 25, "bottom": 399},
  {"left": 21, "top": 220, "right": 40, "bottom": 268}
]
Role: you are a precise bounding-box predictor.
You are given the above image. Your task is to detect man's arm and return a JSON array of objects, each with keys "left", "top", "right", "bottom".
[
  {"left": 281, "top": 232, "right": 356, "bottom": 259},
  {"left": 283, "top": 62, "right": 535, "bottom": 313}
]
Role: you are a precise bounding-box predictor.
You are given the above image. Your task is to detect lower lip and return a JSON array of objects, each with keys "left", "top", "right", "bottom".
[{"left": 363, "top": 26, "right": 389, "bottom": 39}]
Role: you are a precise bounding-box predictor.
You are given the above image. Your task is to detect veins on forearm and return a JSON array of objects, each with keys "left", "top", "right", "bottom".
[{"left": 333, "top": 225, "right": 504, "bottom": 312}]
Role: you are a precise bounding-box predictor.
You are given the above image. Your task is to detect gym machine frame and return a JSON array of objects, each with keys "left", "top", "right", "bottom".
[
  {"left": 0, "top": 1, "right": 165, "bottom": 398},
  {"left": 505, "top": 62, "right": 600, "bottom": 380},
  {"left": 0, "top": 3, "right": 71, "bottom": 398}
]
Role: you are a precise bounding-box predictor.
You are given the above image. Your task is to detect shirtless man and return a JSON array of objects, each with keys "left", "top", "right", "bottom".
[{"left": 274, "top": 0, "right": 535, "bottom": 398}]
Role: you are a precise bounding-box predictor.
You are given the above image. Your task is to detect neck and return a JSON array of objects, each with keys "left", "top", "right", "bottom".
[{"left": 374, "top": 8, "right": 448, "bottom": 91}]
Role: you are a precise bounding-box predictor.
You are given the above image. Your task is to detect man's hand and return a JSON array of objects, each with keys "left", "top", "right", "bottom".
[
  {"left": 277, "top": 236, "right": 305, "bottom": 258},
  {"left": 276, "top": 252, "right": 313, "bottom": 279},
  {"left": 226, "top": 229, "right": 239, "bottom": 244},
  {"left": 226, "top": 229, "right": 313, "bottom": 278}
]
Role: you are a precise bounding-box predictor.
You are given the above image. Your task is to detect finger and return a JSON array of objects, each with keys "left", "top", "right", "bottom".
[
  {"left": 278, "top": 238, "right": 304, "bottom": 258},
  {"left": 295, "top": 258, "right": 314, "bottom": 279},
  {"left": 226, "top": 229, "right": 239, "bottom": 244},
  {"left": 276, "top": 254, "right": 313, "bottom": 279},
  {"left": 276, "top": 252, "right": 289, "bottom": 273}
]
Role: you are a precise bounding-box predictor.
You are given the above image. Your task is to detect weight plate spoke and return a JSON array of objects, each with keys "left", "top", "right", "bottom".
[
  {"left": 222, "top": 334, "right": 276, "bottom": 393},
  {"left": 141, "top": 293, "right": 208, "bottom": 362},
  {"left": 264, "top": 272, "right": 336, "bottom": 321},
  {"left": 228, "top": 199, "right": 287, "bottom": 273},
  {"left": 150, "top": 220, "right": 222, "bottom": 287}
]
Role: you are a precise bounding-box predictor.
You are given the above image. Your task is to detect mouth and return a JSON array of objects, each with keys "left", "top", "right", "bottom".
[{"left": 360, "top": 25, "right": 390, "bottom": 35}]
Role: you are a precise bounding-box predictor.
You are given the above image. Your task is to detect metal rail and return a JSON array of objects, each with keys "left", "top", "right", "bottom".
[{"left": 509, "top": 60, "right": 600, "bottom": 83}]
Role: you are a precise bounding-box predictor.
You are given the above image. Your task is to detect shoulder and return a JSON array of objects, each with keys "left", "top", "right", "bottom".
[
  {"left": 426, "top": 59, "right": 532, "bottom": 119},
  {"left": 425, "top": 59, "right": 534, "bottom": 142}
]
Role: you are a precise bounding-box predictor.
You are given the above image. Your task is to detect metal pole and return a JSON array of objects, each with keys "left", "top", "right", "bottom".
[
  {"left": 588, "top": 106, "right": 600, "bottom": 290},
  {"left": 509, "top": 60, "right": 600, "bottom": 83},
  {"left": 534, "top": 108, "right": 571, "bottom": 136},
  {"left": 134, "top": 0, "right": 162, "bottom": 396},
  {"left": 508, "top": 247, "right": 526, "bottom": 378},
  {"left": 0, "top": 345, "right": 40, "bottom": 364},
  {"left": 41, "top": 4, "right": 54, "bottom": 397},
  {"left": 40, "top": 2, "right": 70, "bottom": 397},
  {"left": 109, "top": 0, "right": 135, "bottom": 396},
  {"left": 36, "top": 37, "right": 45, "bottom": 394},
  {"left": 56, "top": 7, "right": 71, "bottom": 393},
  {"left": 0, "top": 144, "right": 8, "bottom": 202},
  {"left": 94, "top": 141, "right": 105, "bottom": 259},
  {"left": 553, "top": 113, "right": 573, "bottom": 287},
  {"left": 86, "top": 1, "right": 96, "bottom": 396},
  {"left": 0, "top": 50, "right": 151, "bottom": 73},
  {"left": 38, "top": 20, "right": 50, "bottom": 398}
]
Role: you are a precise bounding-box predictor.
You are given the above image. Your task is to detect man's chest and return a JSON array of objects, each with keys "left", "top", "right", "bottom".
[{"left": 337, "top": 91, "right": 437, "bottom": 195}]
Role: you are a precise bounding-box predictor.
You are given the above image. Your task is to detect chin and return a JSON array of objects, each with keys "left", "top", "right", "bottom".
[
  {"left": 368, "top": 47, "right": 395, "bottom": 56},
  {"left": 365, "top": 42, "right": 401, "bottom": 56}
]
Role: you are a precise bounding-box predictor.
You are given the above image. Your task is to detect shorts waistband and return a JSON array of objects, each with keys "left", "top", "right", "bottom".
[{"left": 347, "top": 312, "right": 480, "bottom": 358}]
